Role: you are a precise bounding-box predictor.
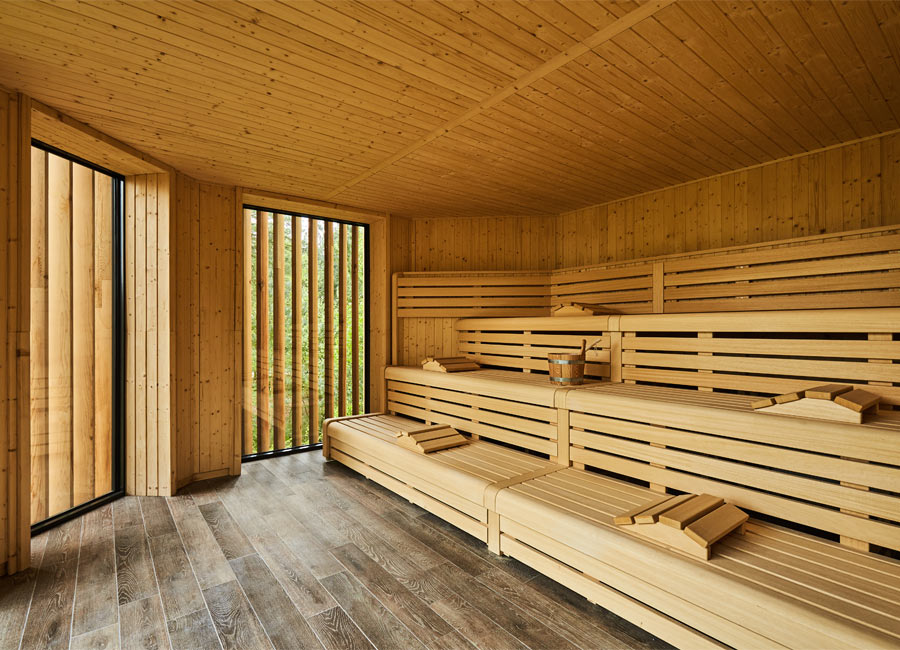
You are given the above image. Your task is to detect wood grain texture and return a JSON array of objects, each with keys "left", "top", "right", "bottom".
[{"left": 203, "top": 579, "right": 273, "bottom": 650}]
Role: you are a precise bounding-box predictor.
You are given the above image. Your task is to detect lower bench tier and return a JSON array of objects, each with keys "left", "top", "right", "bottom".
[{"left": 323, "top": 413, "right": 900, "bottom": 650}]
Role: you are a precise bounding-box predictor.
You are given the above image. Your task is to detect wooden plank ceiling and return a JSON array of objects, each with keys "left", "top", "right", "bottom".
[{"left": 0, "top": 0, "right": 898, "bottom": 218}]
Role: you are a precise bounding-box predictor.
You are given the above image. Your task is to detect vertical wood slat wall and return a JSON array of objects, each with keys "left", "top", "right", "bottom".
[
  {"left": 0, "top": 91, "right": 31, "bottom": 576},
  {"left": 173, "top": 176, "right": 240, "bottom": 489},
  {"left": 246, "top": 212, "right": 366, "bottom": 455},
  {"left": 124, "top": 173, "right": 173, "bottom": 497},
  {"left": 29, "top": 147, "right": 114, "bottom": 524}
]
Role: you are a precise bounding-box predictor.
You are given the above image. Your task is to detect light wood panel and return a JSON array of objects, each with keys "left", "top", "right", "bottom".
[
  {"left": 173, "top": 175, "right": 240, "bottom": 489},
  {"left": 125, "top": 173, "right": 174, "bottom": 497},
  {"left": 556, "top": 131, "right": 900, "bottom": 267},
  {"left": 0, "top": 90, "right": 31, "bottom": 576},
  {"left": 7, "top": 2, "right": 896, "bottom": 217}
]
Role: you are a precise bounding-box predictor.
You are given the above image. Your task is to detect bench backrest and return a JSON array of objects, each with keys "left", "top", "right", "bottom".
[
  {"left": 565, "top": 384, "right": 900, "bottom": 552},
  {"left": 455, "top": 316, "right": 613, "bottom": 380},
  {"left": 456, "top": 308, "right": 900, "bottom": 406}
]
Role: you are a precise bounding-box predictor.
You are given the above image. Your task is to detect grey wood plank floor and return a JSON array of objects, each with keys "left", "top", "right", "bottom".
[{"left": 1, "top": 452, "right": 671, "bottom": 650}]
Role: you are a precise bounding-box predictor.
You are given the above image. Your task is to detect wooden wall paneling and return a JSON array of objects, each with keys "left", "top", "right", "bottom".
[
  {"left": 189, "top": 175, "right": 200, "bottom": 479},
  {"left": 146, "top": 173, "right": 158, "bottom": 495},
  {"left": 324, "top": 222, "right": 334, "bottom": 421},
  {"left": 1, "top": 92, "right": 31, "bottom": 575},
  {"left": 291, "top": 215, "right": 301, "bottom": 445},
  {"left": 175, "top": 176, "right": 193, "bottom": 485},
  {"left": 29, "top": 147, "right": 47, "bottom": 523},
  {"left": 553, "top": 132, "right": 900, "bottom": 267},
  {"left": 134, "top": 174, "right": 147, "bottom": 494},
  {"left": 369, "top": 216, "right": 389, "bottom": 411},
  {"left": 272, "top": 212, "right": 285, "bottom": 451},
  {"left": 338, "top": 224, "right": 347, "bottom": 417},
  {"left": 72, "top": 163, "right": 95, "bottom": 504},
  {"left": 158, "top": 173, "right": 173, "bottom": 494},
  {"left": 308, "top": 219, "right": 319, "bottom": 444},
  {"left": 47, "top": 152, "right": 72, "bottom": 515},
  {"left": 93, "top": 171, "right": 112, "bottom": 497},
  {"left": 255, "top": 211, "right": 270, "bottom": 454}
]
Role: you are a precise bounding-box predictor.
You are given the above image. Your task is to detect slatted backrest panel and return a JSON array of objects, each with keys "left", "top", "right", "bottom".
[
  {"left": 385, "top": 367, "right": 561, "bottom": 456},
  {"left": 550, "top": 263, "right": 655, "bottom": 313},
  {"left": 454, "top": 316, "right": 612, "bottom": 379},
  {"left": 395, "top": 272, "right": 551, "bottom": 318},
  {"left": 663, "top": 233, "right": 900, "bottom": 312},
  {"left": 565, "top": 385, "right": 900, "bottom": 552},
  {"left": 618, "top": 309, "right": 900, "bottom": 406}
]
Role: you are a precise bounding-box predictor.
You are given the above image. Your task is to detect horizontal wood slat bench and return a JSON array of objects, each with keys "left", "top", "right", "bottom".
[
  {"left": 332, "top": 306, "right": 900, "bottom": 648},
  {"left": 322, "top": 412, "right": 563, "bottom": 545}
]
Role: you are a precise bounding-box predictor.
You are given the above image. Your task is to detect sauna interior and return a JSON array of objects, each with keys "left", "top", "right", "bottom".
[{"left": 1, "top": 1, "right": 899, "bottom": 648}]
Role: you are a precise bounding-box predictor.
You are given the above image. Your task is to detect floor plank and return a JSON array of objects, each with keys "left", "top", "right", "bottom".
[
  {"left": 72, "top": 505, "right": 118, "bottom": 637},
  {"left": 140, "top": 496, "right": 177, "bottom": 538},
  {"left": 148, "top": 531, "right": 205, "bottom": 621},
  {"left": 320, "top": 571, "right": 427, "bottom": 649},
  {"left": 199, "top": 502, "right": 255, "bottom": 561},
  {"left": 203, "top": 579, "right": 272, "bottom": 650},
  {"left": 119, "top": 595, "right": 169, "bottom": 650},
  {"left": 330, "top": 543, "right": 453, "bottom": 644},
  {"left": 307, "top": 606, "right": 375, "bottom": 650},
  {"left": 167, "top": 494, "right": 235, "bottom": 591},
  {"left": 230, "top": 553, "right": 323, "bottom": 649},
  {"left": 167, "top": 608, "right": 222, "bottom": 650},
  {"left": 114, "top": 523, "right": 157, "bottom": 605},
  {"left": 70, "top": 623, "right": 119, "bottom": 650}
]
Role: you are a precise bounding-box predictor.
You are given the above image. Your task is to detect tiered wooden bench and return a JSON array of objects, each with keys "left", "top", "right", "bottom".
[{"left": 327, "top": 306, "right": 900, "bottom": 649}]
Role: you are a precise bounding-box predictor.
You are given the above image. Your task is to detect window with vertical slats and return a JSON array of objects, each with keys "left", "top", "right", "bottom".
[{"left": 244, "top": 207, "right": 367, "bottom": 457}]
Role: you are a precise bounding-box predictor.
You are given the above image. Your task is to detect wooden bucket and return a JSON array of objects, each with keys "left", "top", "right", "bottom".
[{"left": 547, "top": 351, "right": 586, "bottom": 385}]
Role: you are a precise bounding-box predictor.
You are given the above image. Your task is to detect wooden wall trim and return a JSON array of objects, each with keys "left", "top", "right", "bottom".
[{"left": 241, "top": 188, "right": 388, "bottom": 225}]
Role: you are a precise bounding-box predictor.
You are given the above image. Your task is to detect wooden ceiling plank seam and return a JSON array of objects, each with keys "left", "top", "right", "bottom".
[
  {"left": 170, "top": 0, "right": 476, "bottom": 121},
  {"left": 555, "top": 47, "right": 759, "bottom": 171},
  {"left": 683, "top": 1, "right": 845, "bottom": 146},
  {"left": 829, "top": 0, "right": 900, "bottom": 125},
  {"left": 21, "top": 80, "right": 391, "bottom": 171},
  {"left": 194, "top": 0, "right": 479, "bottom": 113},
  {"left": 325, "top": 0, "right": 678, "bottom": 201},
  {"left": 513, "top": 0, "right": 617, "bottom": 46},
  {"left": 660, "top": 3, "right": 823, "bottom": 153},
  {"left": 436, "top": 128, "right": 632, "bottom": 199},
  {"left": 564, "top": 0, "right": 635, "bottom": 26},
  {"left": 720, "top": 1, "right": 858, "bottom": 143},
  {"left": 500, "top": 86, "right": 704, "bottom": 186},
  {"left": 6, "top": 68, "right": 393, "bottom": 176},
  {"left": 449, "top": 119, "right": 655, "bottom": 198},
  {"left": 327, "top": 0, "right": 530, "bottom": 90},
  {"left": 374, "top": 0, "right": 544, "bottom": 76},
  {"left": 629, "top": 14, "right": 795, "bottom": 160},
  {"left": 470, "top": 0, "right": 588, "bottom": 54},
  {"left": 220, "top": 1, "right": 476, "bottom": 110},
  {"left": 3, "top": 8, "right": 442, "bottom": 142},
  {"left": 753, "top": 0, "right": 879, "bottom": 137},
  {"left": 61, "top": 0, "right": 458, "bottom": 131},
  {"left": 799, "top": 0, "right": 897, "bottom": 132},
  {"left": 868, "top": 1, "right": 900, "bottom": 88},
  {"left": 264, "top": 0, "right": 508, "bottom": 100},
  {"left": 529, "top": 68, "right": 731, "bottom": 178},
  {"left": 603, "top": 26, "right": 781, "bottom": 162}
]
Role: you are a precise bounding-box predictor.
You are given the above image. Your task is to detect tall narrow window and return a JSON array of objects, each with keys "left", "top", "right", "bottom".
[
  {"left": 244, "top": 207, "right": 367, "bottom": 458},
  {"left": 30, "top": 142, "right": 125, "bottom": 531}
]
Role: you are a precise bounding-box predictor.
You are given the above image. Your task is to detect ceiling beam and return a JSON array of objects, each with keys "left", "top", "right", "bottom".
[{"left": 323, "top": 0, "right": 676, "bottom": 201}]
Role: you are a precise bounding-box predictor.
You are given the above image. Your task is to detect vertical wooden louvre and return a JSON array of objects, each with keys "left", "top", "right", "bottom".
[{"left": 244, "top": 210, "right": 367, "bottom": 455}]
